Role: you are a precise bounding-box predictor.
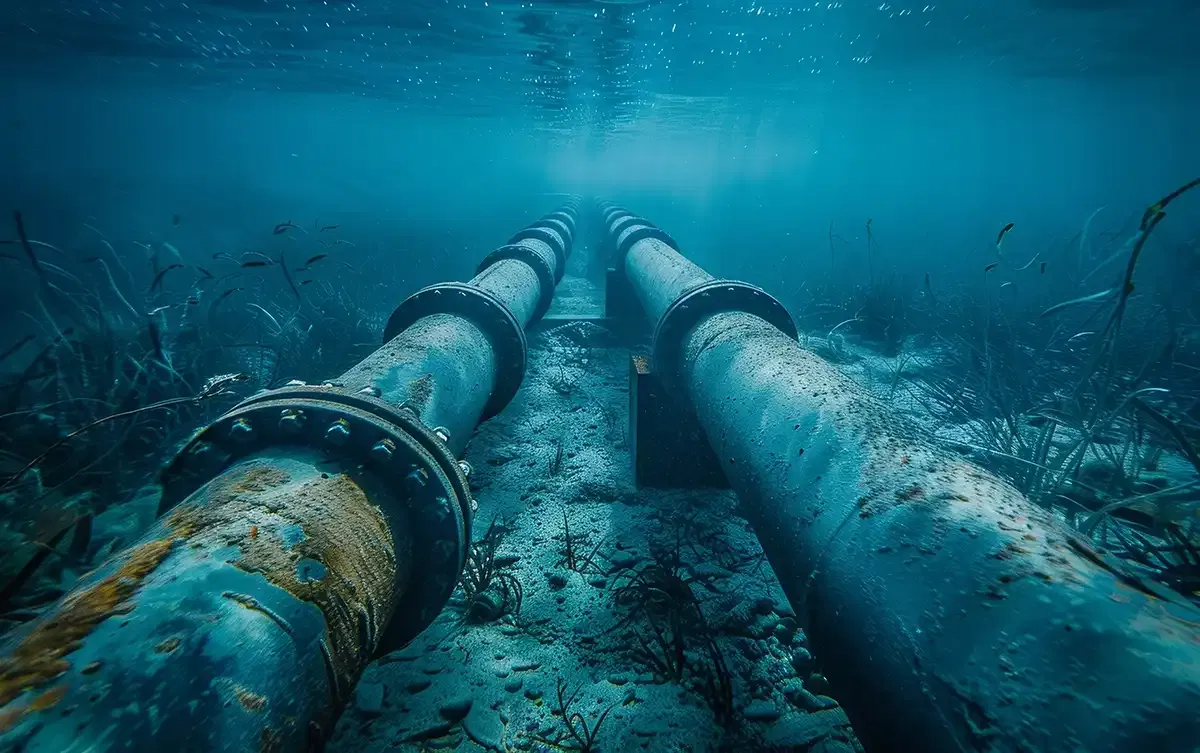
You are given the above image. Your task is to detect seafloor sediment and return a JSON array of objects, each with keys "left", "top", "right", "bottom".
[{"left": 325, "top": 275, "right": 862, "bottom": 752}]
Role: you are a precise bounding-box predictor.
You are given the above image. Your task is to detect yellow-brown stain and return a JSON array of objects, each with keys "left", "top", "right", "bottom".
[
  {"left": 406, "top": 373, "right": 434, "bottom": 417},
  {"left": 0, "top": 536, "right": 177, "bottom": 720},
  {"left": 27, "top": 685, "right": 67, "bottom": 711},
  {"left": 234, "top": 685, "right": 267, "bottom": 712},
  {"left": 155, "top": 637, "right": 182, "bottom": 654},
  {"left": 230, "top": 466, "right": 292, "bottom": 495},
  {"left": 167, "top": 461, "right": 397, "bottom": 700}
]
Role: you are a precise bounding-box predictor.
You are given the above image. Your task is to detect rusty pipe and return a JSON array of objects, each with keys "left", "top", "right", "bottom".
[{"left": 0, "top": 198, "right": 580, "bottom": 751}]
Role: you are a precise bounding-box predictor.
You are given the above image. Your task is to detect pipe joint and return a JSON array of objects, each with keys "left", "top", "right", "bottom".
[
  {"left": 477, "top": 243, "right": 557, "bottom": 324},
  {"left": 508, "top": 226, "right": 569, "bottom": 282},
  {"left": 383, "top": 282, "right": 527, "bottom": 419},
  {"left": 158, "top": 382, "right": 472, "bottom": 652},
  {"left": 652, "top": 279, "right": 797, "bottom": 391},
  {"left": 614, "top": 223, "right": 679, "bottom": 269}
]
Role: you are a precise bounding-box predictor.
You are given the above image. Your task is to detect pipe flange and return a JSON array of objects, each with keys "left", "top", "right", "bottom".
[
  {"left": 603, "top": 207, "right": 631, "bottom": 224},
  {"left": 477, "top": 244, "right": 556, "bottom": 324},
  {"left": 527, "top": 217, "right": 573, "bottom": 257},
  {"left": 508, "top": 226, "right": 567, "bottom": 282},
  {"left": 651, "top": 279, "right": 798, "bottom": 389},
  {"left": 544, "top": 210, "right": 577, "bottom": 237},
  {"left": 610, "top": 214, "right": 654, "bottom": 239},
  {"left": 383, "top": 282, "right": 527, "bottom": 419},
  {"left": 157, "top": 384, "right": 473, "bottom": 652},
  {"left": 615, "top": 224, "right": 679, "bottom": 265}
]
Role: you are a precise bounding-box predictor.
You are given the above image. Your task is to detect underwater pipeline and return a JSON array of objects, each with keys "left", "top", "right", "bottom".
[
  {"left": 0, "top": 199, "right": 580, "bottom": 750},
  {"left": 597, "top": 201, "right": 1200, "bottom": 753}
]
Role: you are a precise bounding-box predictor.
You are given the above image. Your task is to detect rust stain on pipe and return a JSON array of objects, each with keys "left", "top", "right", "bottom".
[
  {"left": 165, "top": 460, "right": 399, "bottom": 699},
  {"left": 0, "top": 535, "right": 179, "bottom": 727}
]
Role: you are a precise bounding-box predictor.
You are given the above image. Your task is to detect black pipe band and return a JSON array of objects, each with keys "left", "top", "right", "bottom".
[
  {"left": 508, "top": 226, "right": 568, "bottom": 282},
  {"left": 477, "top": 244, "right": 557, "bottom": 324},
  {"left": 604, "top": 207, "right": 631, "bottom": 224},
  {"left": 157, "top": 383, "right": 472, "bottom": 650},
  {"left": 383, "top": 282, "right": 527, "bottom": 419},
  {"left": 527, "top": 217, "right": 574, "bottom": 257},
  {"left": 652, "top": 279, "right": 797, "bottom": 391},
  {"left": 615, "top": 225, "right": 679, "bottom": 264},
  {"left": 544, "top": 210, "right": 577, "bottom": 236},
  {"left": 609, "top": 214, "right": 655, "bottom": 242}
]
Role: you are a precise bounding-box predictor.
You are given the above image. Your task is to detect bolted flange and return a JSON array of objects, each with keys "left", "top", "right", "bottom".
[
  {"left": 158, "top": 383, "right": 475, "bottom": 653},
  {"left": 651, "top": 279, "right": 798, "bottom": 395},
  {"left": 382, "top": 282, "right": 527, "bottom": 421}
]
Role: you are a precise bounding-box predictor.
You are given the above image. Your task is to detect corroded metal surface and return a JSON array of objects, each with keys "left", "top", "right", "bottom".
[{"left": 0, "top": 453, "right": 407, "bottom": 750}]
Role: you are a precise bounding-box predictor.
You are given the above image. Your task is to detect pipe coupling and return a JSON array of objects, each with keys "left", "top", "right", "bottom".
[
  {"left": 157, "top": 382, "right": 473, "bottom": 652},
  {"left": 651, "top": 279, "right": 798, "bottom": 391},
  {"left": 476, "top": 243, "right": 557, "bottom": 324},
  {"left": 508, "top": 225, "right": 569, "bottom": 282},
  {"left": 610, "top": 218, "right": 679, "bottom": 268},
  {"left": 383, "top": 282, "right": 527, "bottom": 419}
]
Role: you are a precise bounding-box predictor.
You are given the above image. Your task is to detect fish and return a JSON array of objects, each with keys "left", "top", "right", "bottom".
[
  {"left": 273, "top": 220, "right": 308, "bottom": 236},
  {"left": 300, "top": 279, "right": 314, "bottom": 285},
  {"left": 241, "top": 261, "right": 269, "bottom": 268},
  {"left": 213, "top": 287, "right": 242, "bottom": 306},
  {"left": 196, "top": 266, "right": 215, "bottom": 280},
  {"left": 172, "top": 214, "right": 181, "bottom": 226},
  {"left": 995, "top": 222, "right": 1015, "bottom": 248},
  {"left": 149, "top": 263, "right": 184, "bottom": 293},
  {"left": 213, "top": 252, "right": 239, "bottom": 263},
  {"left": 303, "top": 253, "right": 328, "bottom": 267},
  {"left": 984, "top": 262, "right": 999, "bottom": 273},
  {"left": 1040, "top": 261, "right": 1047, "bottom": 274},
  {"left": 319, "top": 224, "right": 339, "bottom": 232},
  {"left": 332, "top": 240, "right": 356, "bottom": 247}
]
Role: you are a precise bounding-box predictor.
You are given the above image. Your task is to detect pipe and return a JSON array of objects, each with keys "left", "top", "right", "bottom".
[
  {"left": 599, "top": 200, "right": 1200, "bottom": 753},
  {"left": 0, "top": 198, "right": 581, "bottom": 751}
]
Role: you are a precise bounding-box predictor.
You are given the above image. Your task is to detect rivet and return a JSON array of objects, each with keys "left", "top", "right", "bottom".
[
  {"left": 278, "top": 408, "right": 306, "bottom": 433},
  {"left": 358, "top": 385, "right": 381, "bottom": 397},
  {"left": 370, "top": 438, "right": 396, "bottom": 462},
  {"left": 285, "top": 379, "right": 306, "bottom": 387},
  {"left": 433, "top": 426, "right": 451, "bottom": 444},
  {"left": 458, "top": 460, "right": 473, "bottom": 478},
  {"left": 229, "top": 418, "right": 254, "bottom": 440},
  {"left": 325, "top": 419, "right": 351, "bottom": 445}
]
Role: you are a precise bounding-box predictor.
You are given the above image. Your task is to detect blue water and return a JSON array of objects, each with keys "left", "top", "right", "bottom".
[{"left": 1, "top": 3, "right": 1198, "bottom": 750}]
